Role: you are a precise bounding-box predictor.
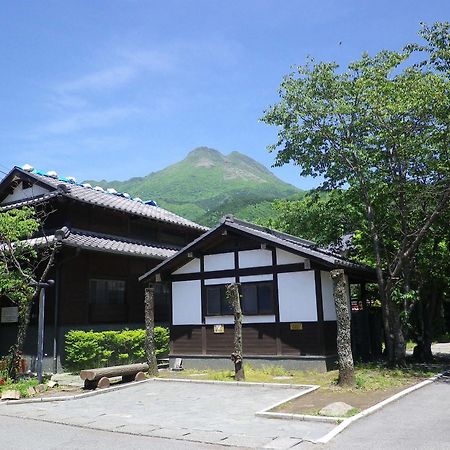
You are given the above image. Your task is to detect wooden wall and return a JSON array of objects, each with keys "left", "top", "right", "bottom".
[{"left": 171, "top": 322, "right": 337, "bottom": 357}]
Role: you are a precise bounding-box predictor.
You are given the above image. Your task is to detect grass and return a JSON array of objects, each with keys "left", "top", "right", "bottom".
[
  {"left": 0, "top": 377, "right": 38, "bottom": 398},
  {"left": 160, "top": 360, "right": 443, "bottom": 392}
]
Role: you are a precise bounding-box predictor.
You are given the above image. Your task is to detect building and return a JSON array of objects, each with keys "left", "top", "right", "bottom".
[
  {"left": 139, "top": 216, "right": 377, "bottom": 371},
  {"left": 0, "top": 165, "right": 207, "bottom": 372}
]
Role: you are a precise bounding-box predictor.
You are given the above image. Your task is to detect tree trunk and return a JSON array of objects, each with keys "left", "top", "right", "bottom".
[
  {"left": 7, "top": 298, "right": 34, "bottom": 380},
  {"left": 226, "top": 283, "right": 245, "bottom": 381},
  {"left": 144, "top": 285, "right": 158, "bottom": 377},
  {"left": 330, "top": 269, "right": 355, "bottom": 387}
]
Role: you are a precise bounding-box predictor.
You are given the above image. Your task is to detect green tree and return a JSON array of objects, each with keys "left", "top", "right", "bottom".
[
  {"left": 262, "top": 22, "right": 450, "bottom": 365},
  {"left": 0, "top": 207, "right": 60, "bottom": 379}
]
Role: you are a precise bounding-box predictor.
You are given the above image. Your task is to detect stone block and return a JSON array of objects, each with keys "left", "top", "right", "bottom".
[
  {"left": 26, "top": 386, "right": 36, "bottom": 396},
  {"left": 319, "top": 401, "right": 354, "bottom": 417},
  {"left": 47, "top": 380, "right": 58, "bottom": 388},
  {"left": 35, "top": 384, "right": 47, "bottom": 393},
  {"left": 1, "top": 390, "right": 21, "bottom": 400}
]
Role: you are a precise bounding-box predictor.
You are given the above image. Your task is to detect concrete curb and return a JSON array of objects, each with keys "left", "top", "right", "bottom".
[
  {"left": 0, "top": 378, "right": 153, "bottom": 405},
  {"left": 315, "top": 374, "right": 441, "bottom": 444},
  {"left": 153, "top": 376, "right": 316, "bottom": 390},
  {"left": 0, "top": 376, "right": 315, "bottom": 405}
]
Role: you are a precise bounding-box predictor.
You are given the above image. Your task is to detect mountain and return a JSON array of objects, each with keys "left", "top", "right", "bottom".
[{"left": 87, "top": 147, "right": 304, "bottom": 226}]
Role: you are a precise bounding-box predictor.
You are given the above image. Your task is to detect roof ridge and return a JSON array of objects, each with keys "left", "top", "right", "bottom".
[{"left": 70, "top": 228, "right": 182, "bottom": 250}]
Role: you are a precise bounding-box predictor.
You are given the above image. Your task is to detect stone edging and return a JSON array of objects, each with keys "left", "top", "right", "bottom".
[
  {"left": 153, "top": 376, "right": 317, "bottom": 390},
  {"left": 254, "top": 372, "right": 444, "bottom": 440},
  {"left": 0, "top": 378, "right": 152, "bottom": 405},
  {"left": 314, "top": 375, "right": 440, "bottom": 444},
  {"left": 0, "top": 376, "right": 316, "bottom": 405}
]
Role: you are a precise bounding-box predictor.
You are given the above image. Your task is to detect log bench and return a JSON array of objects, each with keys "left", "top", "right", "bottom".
[{"left": 80, "top": 363, "right": 149, "bottom": 389}]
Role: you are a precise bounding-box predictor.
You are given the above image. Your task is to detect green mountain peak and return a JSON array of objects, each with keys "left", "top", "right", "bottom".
[{"left": 86, "top": 147, "right": 303, "bottom": 226}]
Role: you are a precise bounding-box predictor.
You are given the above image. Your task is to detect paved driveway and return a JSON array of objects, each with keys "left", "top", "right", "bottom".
[{"left": 0, "top": 380, "right": 334, "bottom": 449}]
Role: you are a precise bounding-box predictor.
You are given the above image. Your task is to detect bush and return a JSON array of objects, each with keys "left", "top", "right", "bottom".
[{"left": 64, "top": 327, "right": 169, "bottom": 372}]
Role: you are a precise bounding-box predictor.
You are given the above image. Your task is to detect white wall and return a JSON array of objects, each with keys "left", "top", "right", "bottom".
[
  {"left": 2, "top": 182, "right": 49, "bottom": 204},
  {"left": 278, "top": 271, "right": 317, "bottom": 322},
  {"left": 321, "top": 271, "right": 336, "bottom": 321},
  {"left": 204, "top": 277, "right": 236, "bottom": 286},
  {"left": 172, "top": 280, "right": 202, "bottom": 325},
  {"left": 205, "top": 315, "right": 276, "bottom": 325},
  {"left": 204, "top": 252, "right": 235, "bottom": 271},
  {"left": 276, "top": 248, "right": 305, "bottom": 265},
  {"left": 240, "top": 274, "right": 273, "bottom": 283},
  {"left": 173, "top": 258, "right": 200, "bottom": 274},
  {"left": 239, "top": 249, "right": 272, "bottom": 268}
]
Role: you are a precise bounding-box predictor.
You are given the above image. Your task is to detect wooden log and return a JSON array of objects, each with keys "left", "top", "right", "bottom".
[
  {"left": 134, "top": 371, "right": 146, "bottom": 382},
  {"left": 97, "top": 377, "right": 110, "bottom": 389},
  {"left": 80, "top": 363, "right": 149, "bottom": 381}
]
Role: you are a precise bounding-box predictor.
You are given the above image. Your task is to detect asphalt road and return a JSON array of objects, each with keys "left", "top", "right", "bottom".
[
  {"left": 0, "top": 415, "right": 230, "bottom": 450},
  {"left": 302, "top": 375, "right": 450, "bottom": 450}
]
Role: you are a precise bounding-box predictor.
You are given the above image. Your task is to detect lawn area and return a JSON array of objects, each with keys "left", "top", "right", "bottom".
[
  {"left": 160, "top": 357, "right": 449, "bottom": 417},
  {"left": 0, "top": 377, "right": 38, "bottom": 398}
]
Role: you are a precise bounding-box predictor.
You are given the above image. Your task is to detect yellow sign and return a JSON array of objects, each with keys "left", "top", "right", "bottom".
[
  {"left": 213, "top": 324, "right": 225, "bottom": 334},
  {"left": 290, "top": 322, "right": 303, "bottom": 331}
]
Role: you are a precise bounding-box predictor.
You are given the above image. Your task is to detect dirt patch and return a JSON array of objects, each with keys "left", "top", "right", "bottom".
[
  {"left": 274, "top": 382, "right": 420, "bottom": 416},
  {"left": 33, "top": 386, "right": 84, "bottom": 398}
]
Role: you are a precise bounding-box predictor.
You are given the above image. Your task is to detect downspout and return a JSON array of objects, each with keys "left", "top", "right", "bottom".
[{"left": 52, "top": 248, "right": 80, "bottom": 373}]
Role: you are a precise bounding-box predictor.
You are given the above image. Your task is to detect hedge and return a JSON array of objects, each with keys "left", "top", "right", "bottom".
[{"left": 64, "top": 327, "right": 169, "bottom": 372}]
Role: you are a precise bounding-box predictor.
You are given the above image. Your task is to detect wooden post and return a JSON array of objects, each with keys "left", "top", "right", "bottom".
[
  {"left": 226, "top": 283, "right": 245, "bottom": 381},
  {"left": 144, "top": 285, "right": 158, "bottom": 377},
  {"left": 330, "top": 269, "right": 355, "bottom": 387}
]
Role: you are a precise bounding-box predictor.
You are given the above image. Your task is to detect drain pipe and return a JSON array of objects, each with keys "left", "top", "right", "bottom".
[{"left": 52, "top": 247, "right": 80, "bottom": 374}]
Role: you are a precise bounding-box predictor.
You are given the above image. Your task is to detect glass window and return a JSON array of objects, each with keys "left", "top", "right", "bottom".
[
  {"left": 206, "top": 286, "right": 221, "bottom": 315},
  {"left": 241, "top": 285, "right": 258, "bottom": 314},
  {"left": 89, "top": 279, "right": 125, "bottom": 305},
  {"left": 258, "top": 284, "right": 273, "bottom": 314},
  {"left": 206, "top": 282, "right": 274, "bottom": 316}
]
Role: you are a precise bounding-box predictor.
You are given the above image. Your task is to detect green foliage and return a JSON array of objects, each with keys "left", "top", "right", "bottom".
[
  {"left": 0, "top": 207, "right": 40, "bottom": 306},
  {"left": 64, "top": 328, "right": 170, "bottom": 371},
  {"left": 86, "top": 147, "right": 302, "bottom": 226}
]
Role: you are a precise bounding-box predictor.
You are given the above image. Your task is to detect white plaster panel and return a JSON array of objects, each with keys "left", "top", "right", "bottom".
[
  {"left": 205, "top": 315, "right": 276, "bottom": 325},
  {"left": 172, "top": 280, "right": 202, "bottom": 325},
  {"left": 3, "top": 183, "right": 49, "bottom": 204},
  {"left": 240, "top": 274, "right": 273, "bottom": 283},
  {"left": 204, "top": 252, "right": 235, "bottom": 271},
  {"left": 276, "top": 248, "right": 305, "bottom": 265},
  {"left": 238, "top": 249, "right": 272, "bottom": 268},
  {"left": 278, "top": 271, "right": 317, "bottom": 322},
  {"left": 172, "top": 258, "right": 200, "bottom": 275},
  {"left": 321, "top": 271, "right": 337, "bottom": 321},
  {"left": 204, "top": 277, "right": 236, "bottom": 286}
]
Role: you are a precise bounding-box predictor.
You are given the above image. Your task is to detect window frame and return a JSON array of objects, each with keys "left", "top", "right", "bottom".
[
  {"left": 89, "top": 277, "right": 127, "bottom": 306},
  {"left": 205, "top": 281, "right": 274, "bottom": 316}
]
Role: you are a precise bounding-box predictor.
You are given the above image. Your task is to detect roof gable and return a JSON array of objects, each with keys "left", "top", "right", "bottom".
[
  {"left": 139, "top": 216, "right": 376, "bottom": 282},
  {"left": 0, "top": 167, "right": 208, "bottom": 232}
]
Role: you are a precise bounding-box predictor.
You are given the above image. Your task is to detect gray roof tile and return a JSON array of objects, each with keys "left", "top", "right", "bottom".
[{"left": 4, "top": 168, "right": 208, "bottom": 232}]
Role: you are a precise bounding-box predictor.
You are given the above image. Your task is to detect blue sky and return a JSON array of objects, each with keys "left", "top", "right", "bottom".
[{"left": 0, "top": 1, "right": 448, "bottom": 189}]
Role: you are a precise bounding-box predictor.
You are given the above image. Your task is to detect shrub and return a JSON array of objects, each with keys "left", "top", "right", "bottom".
[{"left": 64, "top": 327, "right": 169, "bottom": 372}]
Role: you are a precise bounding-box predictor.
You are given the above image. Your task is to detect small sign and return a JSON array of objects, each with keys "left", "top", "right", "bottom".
[
  {"left": 1, "top": 307, "right": 19, "bottom": 323},
  {"left": 290, "top": 322, "right": 303, "bottom": 331},
  {"left": 213, "top": 324, "right": 225, "bottom": 334}
]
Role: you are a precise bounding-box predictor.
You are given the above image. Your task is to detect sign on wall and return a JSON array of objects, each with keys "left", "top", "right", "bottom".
[
  {"left": 290, "top": 322, "right": 303, "bottom": 331},
  {"left": 213, "top": 324, "right": 225, "bottom": 334},
  {"left": 1, "top": 307, "right": 19, "bottom": 323}
]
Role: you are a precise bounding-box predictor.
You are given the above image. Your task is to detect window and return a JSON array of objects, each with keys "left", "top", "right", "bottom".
[
  {"left": 206, "top": 282, "right": 274, "bottom": 316},
  {"left": 206, "top": 285, "right": 233, "bottom": 316},
  {"left": 242, "top": 282, "right": 274, "bottom": 315},
  {"left": 89, "top": 279, "right": 126, "bottom": 305}
]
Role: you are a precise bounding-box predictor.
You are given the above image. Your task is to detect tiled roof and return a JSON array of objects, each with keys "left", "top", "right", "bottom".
[
  {"left": 224, "top": 217, "right": 371, "bottom": 272},
  {"left": 139, "top": 216, "right": 375, "bottom": 281},
  {"left": 2, "top": 167, "right": 208, "bottom": 232},
  {"left": 25, "top": 228, "right": 180, "bottom": 260}
]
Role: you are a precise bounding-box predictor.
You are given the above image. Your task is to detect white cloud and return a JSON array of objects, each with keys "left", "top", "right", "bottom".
[{"left": 30, "top": 106, "right": 139, "bottom": 136}]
